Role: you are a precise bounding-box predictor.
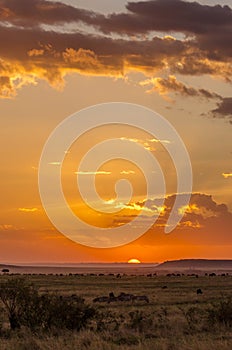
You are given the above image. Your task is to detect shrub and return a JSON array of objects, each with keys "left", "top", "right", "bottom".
[
  {"left": 0, "top": 278, "right": 38, "bottom": 330},
  {"left": 38, "top": 294, "right": 96, "bottom": 331},
  {"left": 0, "top": 278, "right": 96, "bottom": 331},
  {"left": 128, "top": 310, "right": 153, "bottom": 333},
  {"left": 207, "top": 298, "right": 232, "bottom": 327}
]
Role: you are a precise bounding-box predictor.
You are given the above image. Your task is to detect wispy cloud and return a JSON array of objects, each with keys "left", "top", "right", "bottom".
[
  {"left": 149, "top": 138, "right": 170, "bottom": 144},
  {"left": 120, "top": 170, "right": 135, "bottom": 175},
  {"left": 18, "top": 207, "right": 38, "bottom": 212},
  {"left": 0, "top": 224, "right": 15, "bottom": 231},
  {"left": 120, "top": 137, "right": 156, "bottom": 151},
  {"left": 75, "top": 171, "right": 111, "bottom": 175},
  {"left": 222, "top": 173, "right": 232, "bottom": 179},
  {"left": 48, "top": 162, "right": 61, "bottom": 166},
  {"left": 180, "top": 220, "right": 203, "bottom": 229},
  {"left": 115, "top": 201, "right": 165, "bottom": 214},
  {"left": 141, "top": 75, "right": 221, "bottom": 100}
]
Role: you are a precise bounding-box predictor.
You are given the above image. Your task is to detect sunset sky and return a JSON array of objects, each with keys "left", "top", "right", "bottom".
[{"left": 0, "top": 0, "right": 232, "bottom": 263}]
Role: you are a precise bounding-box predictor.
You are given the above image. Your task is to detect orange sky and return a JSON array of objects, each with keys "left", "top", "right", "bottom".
[{"left": 0, "top": 0, "right": 232, "bottom": 263}]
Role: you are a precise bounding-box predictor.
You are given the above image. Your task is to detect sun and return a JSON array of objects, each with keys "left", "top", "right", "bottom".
[{"left": 127, "top": 258, "right": 141, "bottom": 264}]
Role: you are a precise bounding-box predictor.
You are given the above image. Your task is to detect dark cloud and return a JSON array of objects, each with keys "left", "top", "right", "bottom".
[
  {"left": 1, "top": 0, "right": 231, "bottom": 38},
  {"left": 0, "top": 0, "right": 101, "bottom": 27},
  {"left": 113, "top": 193, "right": 232, "bottom": 245},
  {"left": 0, "top": 24, "right": 188, "bottom": 96},
  {"left": 162, "top": 193, "right": 231, "bottom": 227},
  {"left": 212, "top": 98, "right": 232, "bottom": 120},
  {"left": 91, "top": 0, "right": 232, "bottom": 60},
  {"left": 0, "top": 0, "right": 231, "bottom": 106},
  {"left": 142, "top": 75, "right": 222, "bottom": 100},
  {"left": 96, "top": 0, "right": 232, "bottom": 35}
]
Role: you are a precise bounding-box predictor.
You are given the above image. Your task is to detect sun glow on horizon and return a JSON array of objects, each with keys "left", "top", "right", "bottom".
[{"left": 128, "top": 258, "right": 141, "bottom": 264}]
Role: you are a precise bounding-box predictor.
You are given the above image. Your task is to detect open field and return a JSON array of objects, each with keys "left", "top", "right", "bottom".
[{"left": 0, "top": 272, "right": 232, "bottom": 350}]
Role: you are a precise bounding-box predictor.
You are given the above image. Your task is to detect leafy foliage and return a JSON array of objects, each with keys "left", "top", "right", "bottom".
[
  {"left": 0, "top": 278, "right": 95, "bottom": 331},
  {"left": 207, "top": 298, "right": 232, "bottom": 327}
]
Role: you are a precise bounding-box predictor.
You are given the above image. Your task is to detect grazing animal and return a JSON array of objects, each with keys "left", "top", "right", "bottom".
[
  {"left": 118, "top": 292, "right": 134, "bottom": 301},
  {"left": 197, "top": 288, "right": 203, "bottom": 295},
  {"left": 132, "top": 295, "right": 149, "bottom": 303},
  {"left": 93, "top": 292, "right": 149, "bottom": 304},
  {"left": 93, "top": 296, "right": 109, "bottom": 303},
  {"left": 108, "top": 292, "right": 118, "bottom": 303}
]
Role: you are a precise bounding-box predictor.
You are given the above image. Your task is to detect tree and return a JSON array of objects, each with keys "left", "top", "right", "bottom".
[
  {"left": 1, "top": 269, "right": 9, "bottom": 273},
  {"left": 0, "top": 278, "right": 38, "bottom": 330}
]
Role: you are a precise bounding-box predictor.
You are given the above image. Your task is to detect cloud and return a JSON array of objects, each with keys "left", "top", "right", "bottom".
[
  {"left": 75, "top": 171, "right": 111, "bottom": 175},
  {"left": 48, "top": 162, "right": 61, "bottom": 165},
  {"left": 211, "top": 98, "right": 232, "bottom": 120},
  {"left": 222, "top": 173, "right": 232, "bottom": 179},
  {"left": 149, "top": 138, "right": 170, "bottom": 144},
  {"left": 120, "top": 170, "right": 135, "bottom": 175},
  {"left": 18, "top": 207, "right": 38, "bottom": 212},
  {"left": 180, "top": 220, "right": 203, "bottom": 229},
  {"left": 0, "top": 224, "right": 15, "bottom": 231},
  {"left": 114, "top": 201, "right": 165, "bottom": 216},
  {"left": 141, "top": 75, "right": 221, "bottom": 99},
  {"left": 0, "top": 0, "right": 99, "bottom": 27},
  {"left": 0, "top": 0, "right": 231, "bottom": 107},
  {"left": 96, "top": 0, "right": 232, "bottom": 36},
  {"left": 113, "top": 193, "right": 231, "bottom": 232},
  {"left": 120, "top": 137, "right": 157, "bottom": 151}
]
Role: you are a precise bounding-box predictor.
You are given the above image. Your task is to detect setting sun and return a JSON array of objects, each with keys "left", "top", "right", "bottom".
[{"left": 128, "top": 258, "right": 141, "bottom": 264}]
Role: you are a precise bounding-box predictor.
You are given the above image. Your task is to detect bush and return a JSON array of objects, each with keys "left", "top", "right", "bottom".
[
  {"left": 38, "top": 294, "right": 96, "bottom": 331},
  {"left": 0, "top": 278, "right": 96, "bottom": 331},
  {"left": 128, "top": 310, "right": 153, "bottom": 333},
  {"left": 207, "top": 298, "right": 232, "bottom": 327},
  {"left": 0, "top": 278, "right": 38, "bottom": 330}
]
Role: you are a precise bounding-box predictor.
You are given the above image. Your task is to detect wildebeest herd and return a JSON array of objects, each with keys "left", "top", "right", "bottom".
[{"left": 93, "top": 291, "right": 149, "bottom": 303}]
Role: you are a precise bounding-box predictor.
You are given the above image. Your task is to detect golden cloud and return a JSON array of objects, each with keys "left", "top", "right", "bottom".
[
  {"left": 0, "top": 0, "right": 230, "bottom": 124},
  {"left": 222, "top": 173, "right": 232, "bottom": 179},
  {"left": 18, "top": 207, "right": 38, "bottom": 212}
]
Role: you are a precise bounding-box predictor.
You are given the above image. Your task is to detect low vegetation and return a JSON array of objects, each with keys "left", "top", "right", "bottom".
[{"left": 0, "top": 274, "right": 231, "bottom": 349}]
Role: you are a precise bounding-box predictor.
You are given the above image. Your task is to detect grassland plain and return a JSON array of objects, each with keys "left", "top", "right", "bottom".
[{"left": 0, "top": 274, "right": 232, "bottom": 350}]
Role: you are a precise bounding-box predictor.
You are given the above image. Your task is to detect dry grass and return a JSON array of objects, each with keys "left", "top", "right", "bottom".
[{"left": 0, "top": 274, "right": 232, "bottom": 349}]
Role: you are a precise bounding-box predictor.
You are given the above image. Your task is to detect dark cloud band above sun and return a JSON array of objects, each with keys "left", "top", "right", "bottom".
[
  {"left": 113, "top": 193, "right": 232, "bottom": 245},
  {"left": 0, "top": 0, "right": 231, "bottom": 121}
]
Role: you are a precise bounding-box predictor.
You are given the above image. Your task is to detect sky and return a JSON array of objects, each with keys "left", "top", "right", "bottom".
[{"left": 0, "top": 0, "right": 232, "bottom": 263}]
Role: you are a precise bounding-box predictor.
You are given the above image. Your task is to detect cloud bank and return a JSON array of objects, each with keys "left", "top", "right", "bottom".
[{"left": 0, "top": 0, "right": 231, "bottom": 121}]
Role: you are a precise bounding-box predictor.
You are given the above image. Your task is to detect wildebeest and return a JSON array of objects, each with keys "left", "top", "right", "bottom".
[
  {"left": 209, "top": 272, "right": 216, "bottom": 277},
  {"left": 132, "top": 295, "right": 149, "bottom": 303},
  {"left": 108, "top": 292, "right": 119, "bottom": 303},
  {"left": 93, "top": 292, "right": 149, "bottom": 303},
  {"left": 93, "top": 296, "right": 109, "bottom": 303},
  {"left": 118, "top": 292, "right": 134, "bottom": 301},
  {"left": 197, "top": 288, "right": 203, "bottom": 295}
]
